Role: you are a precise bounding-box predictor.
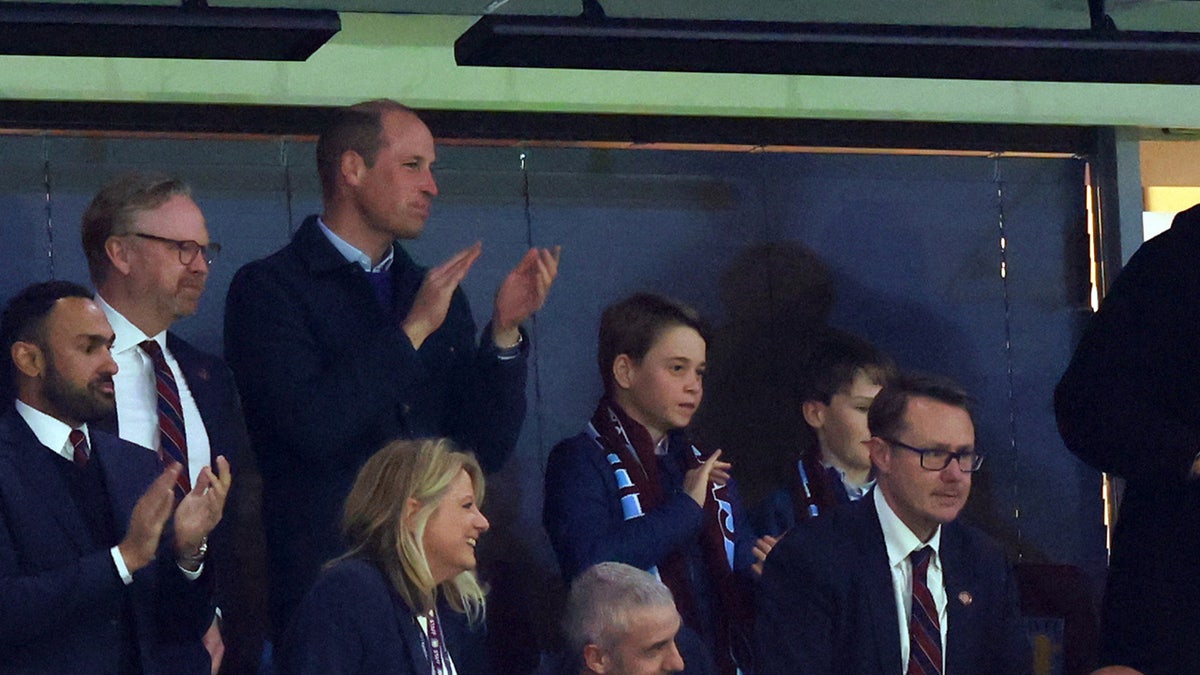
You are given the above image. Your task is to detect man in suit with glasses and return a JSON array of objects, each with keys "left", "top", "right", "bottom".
[
  {"left": 81, "top": 173, "right": 265, "bottom": 673},
  {"left": 755, "top": 373, "right": 1030, "bottom": 675}
]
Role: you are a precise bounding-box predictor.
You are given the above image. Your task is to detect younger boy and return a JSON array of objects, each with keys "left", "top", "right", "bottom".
[
  {"left": 543, "top": 293, "right": 755, "bottom": 675},
  {"left": 753, "top": 328, "right": 895, "bottom": 538}
]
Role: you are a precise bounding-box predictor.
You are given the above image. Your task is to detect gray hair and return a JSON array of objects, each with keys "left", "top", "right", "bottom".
[{"left": 564, "top": 562, "right": 677, "bottom": 656}]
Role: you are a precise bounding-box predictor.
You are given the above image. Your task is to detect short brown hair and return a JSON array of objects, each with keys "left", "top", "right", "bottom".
[
  {"left": 81, "top": 172, "right": 191, "bottom": 284},
  {"left": 802, "top": 328, "right": 896, "bottom": 404},
  {"left": 335, "top": 437, "right": 487, "bottom": 624},
  {"left": 316, "top": 99, "right": 416, "bottom": 202},
  {"left": 868, "top": 372, "right": 974, "bottom": 442},
  {"left": 597, "top": 292, "right": 708, "bottom": 396}
]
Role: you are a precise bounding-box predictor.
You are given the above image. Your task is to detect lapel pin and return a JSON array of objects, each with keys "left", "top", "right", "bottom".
[{"left": 958, "top": 591, "right": 973, "bottom": 606}]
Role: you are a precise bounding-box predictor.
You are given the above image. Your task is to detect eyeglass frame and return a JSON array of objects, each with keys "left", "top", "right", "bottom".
[
  {"left": 130, "top": 232, "right": 221, "bottom": 266},
  {"left": 881, "top": 437, "right": 984, "bottom": 472}
]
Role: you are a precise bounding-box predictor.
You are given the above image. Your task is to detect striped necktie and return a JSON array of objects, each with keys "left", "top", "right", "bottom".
[
  {"left": 140, "top": 339, "right": 191, "bottom": 493},
  {"left": 907, "top": 546, "right": 943, "bottom": 675},
  {"left": 68, "top": 428, "right": 89, "bottom": 468}
]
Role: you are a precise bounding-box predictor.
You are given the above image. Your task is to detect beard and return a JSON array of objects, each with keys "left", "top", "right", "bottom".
[{"left": 42, "top": 353, "right": 115, "bottom": 425}]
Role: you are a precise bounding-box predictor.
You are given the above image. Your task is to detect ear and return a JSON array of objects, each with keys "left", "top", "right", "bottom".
[
  {"left": 401, "top": 497, "right": 421, "bottom": 533},
  {"left": 801, "top": 400, "right": 826, "bottom": 430},
  {"left": 866, "top": 437, "right": 891, "bottom": 474},
  {"left": 582, "top": 644, "right": 609, "bottom": 674},
  {"left": 105, "top": 235, "right": 135, "bottom": 277},
  {"left": 340, "top": 150, "right": 367, "bottom": 188},
  {"left": 11, "top": 340, "right": 45, "bottom": 379},
  {"left": 612, "top": 354, "right": 635, "bottom": 391}
]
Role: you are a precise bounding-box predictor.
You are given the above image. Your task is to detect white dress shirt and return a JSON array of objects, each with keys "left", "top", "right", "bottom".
[
  {"left": 874, "top": 487, "right": 949, "bottom": 672},
  {"left": 97, "top": 294, "right": 212, "bottom": 488}
]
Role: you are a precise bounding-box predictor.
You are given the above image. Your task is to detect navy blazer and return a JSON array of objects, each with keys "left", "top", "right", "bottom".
[
  {"left": 0, "top": 409, "right": 212, "bottom": 674},
  {"left": 755, "top": 493, "right": 1030, "bottom": 675},
  {"left": 225, "top": 216, "right": 527, "bottom": 633},
  {"left": 93, "top": 332, "right": 267, "bottom": 671},
  {"left": 278, "top": 557, "right": 488, "bottom": 675}
]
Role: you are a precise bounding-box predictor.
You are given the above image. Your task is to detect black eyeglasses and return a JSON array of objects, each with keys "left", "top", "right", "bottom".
[
  {"left": 883, "top": 438, "right": 984, "bottom": 472},
  {"left": 132, "top": 233, "right": 221, "bottom": 266}
]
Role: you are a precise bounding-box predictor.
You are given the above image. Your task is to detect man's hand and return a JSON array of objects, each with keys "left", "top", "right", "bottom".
[
  {"left": 174, "top": 456, "right": 232, "bottom": 568},
  {"left": 682, "top": 449, "right": 732, "bottom": 507},
  {"left": 491, "top": 246, "right": 561, "bottom": 348},
  {"left": 203, "top": 619, "right": 224, "bottom": 675},
  {"left": 751, "top": 535, "right": 779, "bottom": 577},
  {"left": 118, "top": 464, "right": 183, "bottom": 574},
  {"left": 402, "top": 242, "right": 483, "bottom": 350}
]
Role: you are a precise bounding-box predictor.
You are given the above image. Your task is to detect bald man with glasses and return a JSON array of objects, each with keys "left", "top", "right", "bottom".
[
  {"left": 755, "top": 373, "right": 1030, "bottom": 675},
  {"left": 81, "top": 172, "right": 265, "bottom": 674}
]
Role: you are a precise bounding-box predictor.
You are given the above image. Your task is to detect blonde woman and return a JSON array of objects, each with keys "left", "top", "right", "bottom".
[{"left": 280, "top": 438, "right": 491, "bottom": 674}]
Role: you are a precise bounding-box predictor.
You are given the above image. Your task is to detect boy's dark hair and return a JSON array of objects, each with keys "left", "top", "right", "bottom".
[
  {"left": 802, "top": 328, "right": 896, "bottom": 404},
  {"left": 316, "top": 99, "right": 416, "bottom": 202},
  {"left": 597, "top": 292, "right": 708, "bottom": 396},
  {"left": 868, "top": 371, "right": 975, "bottom": 442}
]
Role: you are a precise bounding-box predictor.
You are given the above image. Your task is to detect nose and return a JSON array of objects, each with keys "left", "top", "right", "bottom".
[
  {"left": 474, "top": 508, "right": 490, "bottom": 533},
  {"left": 101, "top": 350, "right": 119, "bottom": 376},
  {"left": 187, "top": 252, "right": 210, "bottom": 274},
  {"left": 424, "top": 168, "right": 439, "bottom": 197},
  {"left": 940, "top": 460, "right": 968, "bottom": 483},
  {"left": 663, "top": 640, "right": 685, "bottom": 672}
]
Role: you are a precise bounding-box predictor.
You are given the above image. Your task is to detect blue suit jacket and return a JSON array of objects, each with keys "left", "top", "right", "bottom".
[
  {"left": 93, "top": 332, "right": 267, "bottom": 670},
  {"left": 0, "top": 409, "right": 212, "bottom": 674},
  {"left": 225, "top": 216, "right": 527, "bottom": 634},
  {"left": 278, "top": 557, "right": 488, "bottom": 675},
  {"left": 755, "top": 493, "right": 1030, "bottom": 675}
]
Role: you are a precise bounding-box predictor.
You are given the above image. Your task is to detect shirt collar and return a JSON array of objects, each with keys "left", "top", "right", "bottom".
[
  {"left": 317, "top": 216, "right": 394, "bottom": 273},
  {"left": 95, "top": 293, "right": 163, "bottom": 356},
  {"left": 824, "top": 461, "right": 876, "bottom": 499},
  {"left": 874, "top": 486, "right": 942, "bottom": 568},
  {"left": 15, "top": 400, "right": 88, "bottom": 462}
]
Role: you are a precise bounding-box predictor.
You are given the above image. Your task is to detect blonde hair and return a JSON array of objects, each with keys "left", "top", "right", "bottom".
[{"left": 336, "top": 438, "right": 487, "bottom": 624}]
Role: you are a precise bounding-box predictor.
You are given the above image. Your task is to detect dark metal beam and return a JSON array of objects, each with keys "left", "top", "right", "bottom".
[
  {"left": 0, "top": 3, "right": 340, "bottom": 61},
  {"left": 455, "top": 14, "right": 1200, "bottom": 85},
  {"left": 0, "top": 100, "right": 1096, "bottom": 155}
]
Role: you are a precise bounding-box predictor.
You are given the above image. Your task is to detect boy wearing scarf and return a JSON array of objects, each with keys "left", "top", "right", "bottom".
[{"left": 544, "top": 293, "right": 758, "bottom": 675}]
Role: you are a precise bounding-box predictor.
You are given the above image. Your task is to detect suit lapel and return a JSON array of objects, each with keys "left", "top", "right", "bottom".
[
  {"left": 859, "top": 499, "right": 905, "bottom": 673},
  {"left": 939, "top": 522, "right": 974, "bottom": 673},
  {"left": 93, "top": 432, "right": 160, "bottom": 539},
  {"left": 392, "top": 591, "right": 432, "bottom": 674},
  {"left": 167, "top": 335, "right": 215, "bottom": 447},
  {"left": 0, "top": 412, "right": 92, "bottom": 553}
]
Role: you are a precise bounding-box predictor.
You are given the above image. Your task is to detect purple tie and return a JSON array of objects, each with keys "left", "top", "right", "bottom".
[
  {"left": 907, "top": 546, "right": 943, "bottom": 675},
  {"left": 140, "top": 340, "right": 191, "bottom": 493},
  {"left": 69, "top": 429, "right": 89, "bottom": 468}
]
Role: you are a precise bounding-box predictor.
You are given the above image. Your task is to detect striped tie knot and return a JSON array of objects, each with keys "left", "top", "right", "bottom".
[{"left": 69, "top": 428, "right": 89, "bottom": 468}]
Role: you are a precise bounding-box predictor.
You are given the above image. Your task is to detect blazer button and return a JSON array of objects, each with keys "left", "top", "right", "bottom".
[{"left": 402, "top": 404, "right": 412, "bottom": 415}]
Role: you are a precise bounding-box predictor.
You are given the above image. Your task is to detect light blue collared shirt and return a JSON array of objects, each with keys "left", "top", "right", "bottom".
[{"left": 316, "top": 216, "right": 394, "bottom": 272}]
